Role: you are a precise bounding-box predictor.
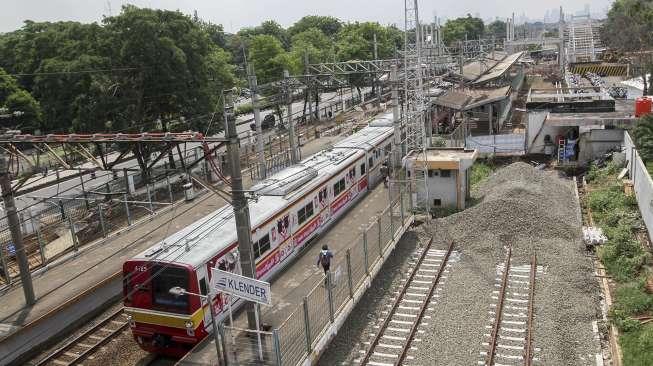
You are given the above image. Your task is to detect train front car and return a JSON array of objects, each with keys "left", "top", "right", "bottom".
[{"left": 123, "top": 260, "right": 207, "bottom": 357}]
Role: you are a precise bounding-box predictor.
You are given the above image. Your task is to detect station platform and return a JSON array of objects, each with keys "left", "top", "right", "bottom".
[
  {"left": 0, "top": 134, "right": 342, "bottom": 366},
  {"left": 178, "top": 183, "right": 392, "bottom": 365}
]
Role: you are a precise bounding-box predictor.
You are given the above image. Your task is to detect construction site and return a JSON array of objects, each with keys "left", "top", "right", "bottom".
[{"left": 0, "top": 1, "right": 652, "bottom": 366}]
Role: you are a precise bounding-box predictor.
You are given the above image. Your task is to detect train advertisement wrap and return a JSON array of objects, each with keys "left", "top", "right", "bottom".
[{"left": 256, "top": 240, "right": 294, "bottom": 278}]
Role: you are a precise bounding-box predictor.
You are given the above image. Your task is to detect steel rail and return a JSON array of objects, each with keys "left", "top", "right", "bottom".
[
  {"left": 486, "top": 246, "right": 512, "bottom": 366},
  {"left": 359, "top": 236, "right": 435, "bottom": 365},
  {"left": 396, "top": 241, "right": 455, "bottom": 365},
  {"left": 524, "top": 254, "right": 537, "bottom": 366},
  {"left": 35, "top": 308, "right": 128, "bottom": 366}
]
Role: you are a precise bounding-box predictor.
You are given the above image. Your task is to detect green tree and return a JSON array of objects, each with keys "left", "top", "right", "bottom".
[
  {"left": 248, "top": 34, "right": 293, "bottom": 84},
  {"left": 239, "top": 20, "right": 289, "bottom": 49},
  {"left": 0, "top": 68, "right": 42, "bottom": 130},
  {"left": 288, "top": 16, "right": 342, "bottom": 38},
  {"left": 602, "top": 0, "right": 653, "bottom": 94},
  {"left": 100, "top": 5, "right": 235, "bottom": 133},
  {"left": 290, "top": 28, "right": 334, "bottom": 66},
  {"left": 334, "top": 22, "right": 402, "bottom": 99},
  {"left": 486, "top": 20, "right": 506, "bottom": 40},
  {"left": 336, "top": 22, "right": 402, "bottom": 61},
  {"left": 632, "top": 114, "right": 653, "bottom": 162},
  {"left": 248, "top": 34, "right": 294, "bottom": 122},
  {"left": 442, "top": 15, "right": 485, "bottom": 46},
  {"left": 289, "top": 28, "right": 335, "bottom": 120}
]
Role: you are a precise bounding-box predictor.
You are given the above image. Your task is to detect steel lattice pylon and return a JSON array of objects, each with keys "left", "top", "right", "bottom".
[
  {"left": 402, "top": 0, "right": 432, "bottom": 213},
  {"left": 403, "top": 0, "right": 426, "bottom": 153}
]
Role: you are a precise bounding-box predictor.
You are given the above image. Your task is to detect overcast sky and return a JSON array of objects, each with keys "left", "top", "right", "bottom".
[{"left": 1, "top": 0, "right": 615, "bottom": 33}]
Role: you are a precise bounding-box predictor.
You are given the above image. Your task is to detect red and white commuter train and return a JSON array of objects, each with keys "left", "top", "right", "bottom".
[{"left": 122, "top": 112, "right": 395, "bottom": 357}]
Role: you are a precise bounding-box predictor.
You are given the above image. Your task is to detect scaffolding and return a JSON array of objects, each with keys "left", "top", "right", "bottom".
[{"left": 565, "top": 15, "right": 604, "bottom": 63}]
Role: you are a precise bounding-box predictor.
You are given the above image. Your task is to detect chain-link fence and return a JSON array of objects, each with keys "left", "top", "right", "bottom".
[
  {"left": 220, "top": 325, "right": 280, "bottom": 366},
  {"left": 210, "top": 186, "right": 412, "bottom": 365}
]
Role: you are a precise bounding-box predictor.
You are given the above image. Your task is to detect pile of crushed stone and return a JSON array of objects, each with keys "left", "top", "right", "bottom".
[
  {"left": 413, "top": 162, "right": 602, "bottom": 366},
  {"left": 438, "top": 162, "right": 580, "bottom": 251}
]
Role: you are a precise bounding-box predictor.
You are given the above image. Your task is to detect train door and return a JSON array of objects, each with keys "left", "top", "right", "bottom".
[
  {"left": 196, "top": 265, "right": 213, "bottom": 331},
  {"left": 367, "top": 152, "right": 381, "bottom": 187}
]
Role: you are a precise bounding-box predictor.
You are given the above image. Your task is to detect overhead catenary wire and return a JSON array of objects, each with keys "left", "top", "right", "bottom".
[{"left": 5, "top": 67, "right": 148, "bottom": 77}]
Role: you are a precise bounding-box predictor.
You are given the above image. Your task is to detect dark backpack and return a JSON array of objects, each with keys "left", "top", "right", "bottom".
[{"left": 320, "top": 251, "right": 331, "bottom": 267}]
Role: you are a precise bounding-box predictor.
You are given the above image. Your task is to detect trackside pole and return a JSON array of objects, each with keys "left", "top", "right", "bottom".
[
  {"left": 228, "top": 294, "right": 235, "bottom": 345},
  {"left": 254, "top": 305, "right": 264, "bottom": 361}
]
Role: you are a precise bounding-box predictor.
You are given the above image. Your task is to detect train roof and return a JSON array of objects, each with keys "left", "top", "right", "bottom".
[
  {"left": 251, "top": 144, "right": 364, "bottom": 196},
  {"left": 128, "top": 120, "right": 394, "bottom": 269},
  {"left": 333, "top": 119, "right": 394, "bottom": 151},
  {"left": 131, "top": 195, "right": 288, "bottom": 268}
]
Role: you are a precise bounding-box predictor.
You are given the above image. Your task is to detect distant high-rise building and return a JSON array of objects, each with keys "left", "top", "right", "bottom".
[{"left": 584, "top": 4, "right": 591, "bottom": 16}]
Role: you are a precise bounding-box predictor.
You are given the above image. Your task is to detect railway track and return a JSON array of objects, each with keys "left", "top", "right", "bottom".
[
  {"left": 357, "top": 238, "right": 455, "bottom": 366},
  {"left": 482, "top": 248, "right": 538, "bottom": 366},
  {"left": 34, "top": 308, "right": 129, "bottom": 366}
]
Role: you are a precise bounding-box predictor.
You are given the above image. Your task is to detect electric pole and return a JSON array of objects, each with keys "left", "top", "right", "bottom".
[
  {"left": 0, "top": 155, "right": 35, "bottom": 305},
  {"left": 304, "top": 52, "right": 314, "bottom": 123},
  {"left": 223, "top": 91, "right": 257, "bottom": 330},
  {"left": 246, "top": 64, "right": 267, "bottom": 180},
  {"left": 284, "top": 70, "right": 299, "bottom": 164}
]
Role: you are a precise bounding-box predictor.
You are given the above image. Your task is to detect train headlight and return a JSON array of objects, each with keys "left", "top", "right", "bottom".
[
  {"left": 185, "top": 320, "right": 195, "bottom": 336},
  {"left": 127, "top": 314, "right": 135, "bottom": 328}
]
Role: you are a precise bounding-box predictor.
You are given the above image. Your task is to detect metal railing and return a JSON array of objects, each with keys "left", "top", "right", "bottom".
[
  {"left": 269, "top": 186, "right": 413, "bottom": 366},
  {"left": 0, "top": 155, "right": 211, "bottom": 287}
]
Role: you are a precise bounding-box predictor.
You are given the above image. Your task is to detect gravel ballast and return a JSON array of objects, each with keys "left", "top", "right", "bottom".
[
  {"left": 415, "top": 162, "right": 601, "bottom": 365},
  {"left": 318, "top": 162, "right": 602, "bottom": 366}
]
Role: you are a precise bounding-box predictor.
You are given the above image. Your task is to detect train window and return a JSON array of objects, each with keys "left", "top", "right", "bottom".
[
  {"left": 199, "top": 278, "right": 208, "bottom": 296},
  {"left": 254, "top": 234, "right": 271, "bottom": 259},
  {"left": 297, "top": 202, "right": 314, "bottom": 225},
  {"left": 333, "top": 178, "right": 346, "bottom": 196},
  {"left": 368, "top": 157, "right": 373, "bottom": 168},
  {"left": 441, "top": 170, "right": 451, "bottom": 178},
  {"left": 360, "top": 163, "right": 366, "bottom": 175},
  {"left": 349, "top": 168, "right": 355, "bottom": 180},
  {"left": 151, "top": 265, "right": 189, "bottom": 314}
]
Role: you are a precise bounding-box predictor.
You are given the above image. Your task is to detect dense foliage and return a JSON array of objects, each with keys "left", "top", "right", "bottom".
[
  {"left": 586, "top": 162, "right": 653, "bottom": 365},
  {"left": 0, "top": 11, "right": 401, "bottom": 134},
  {"left": 601, "top": 0, "right": 653, "bottom": 94},
  {"left": 441, "top": 15, "right": 485, "bottom": 46},
  {"left": 632, "top": 115, "right": 653, "bottom": 164}
]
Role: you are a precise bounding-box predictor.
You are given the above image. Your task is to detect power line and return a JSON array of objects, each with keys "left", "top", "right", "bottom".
[{"left": 5, "top": 67, "right": 147, "bottom": 78}]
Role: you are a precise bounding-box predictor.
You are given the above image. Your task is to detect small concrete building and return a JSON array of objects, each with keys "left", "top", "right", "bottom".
[{"left": 403, "top": 148, "right": 478, "bottom": 212}]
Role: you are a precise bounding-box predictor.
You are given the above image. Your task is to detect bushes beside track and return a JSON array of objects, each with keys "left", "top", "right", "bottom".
[{"left": 585, "top": 162, "right": 653, "bottom": 365}]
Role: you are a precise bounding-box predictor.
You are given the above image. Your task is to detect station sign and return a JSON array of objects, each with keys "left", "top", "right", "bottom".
[{"left": 211, "top": 269, "right": 272, "bottom": 306}]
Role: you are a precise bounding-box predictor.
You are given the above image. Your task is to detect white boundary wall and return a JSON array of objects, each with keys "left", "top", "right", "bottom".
[
  {"left": 623, "top": 132, "right": 653, "bottom": 241},
  {"left": 466, "top": 133, "right": 526, "bottom": 156}
]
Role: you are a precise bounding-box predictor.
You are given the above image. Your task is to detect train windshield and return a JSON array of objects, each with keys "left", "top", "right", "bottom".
[{"left": 151, "top": 264, "right": 190, "bottom": 314}]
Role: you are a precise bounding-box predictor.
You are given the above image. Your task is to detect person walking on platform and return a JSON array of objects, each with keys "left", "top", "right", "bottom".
[
  {"left": 317, "top": 244, "right": 333, "bottom": 275},
  {"left": 317, "top": 244, "right": 334, "bottom": 287}
]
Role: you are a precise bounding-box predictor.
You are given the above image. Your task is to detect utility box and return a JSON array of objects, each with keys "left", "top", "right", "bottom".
[
  {"left": 183, "top": 183, "right": 195, "bottom": 201},
  {"left": 403, "top": 147, "right": 478, "bottom": 212}
]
